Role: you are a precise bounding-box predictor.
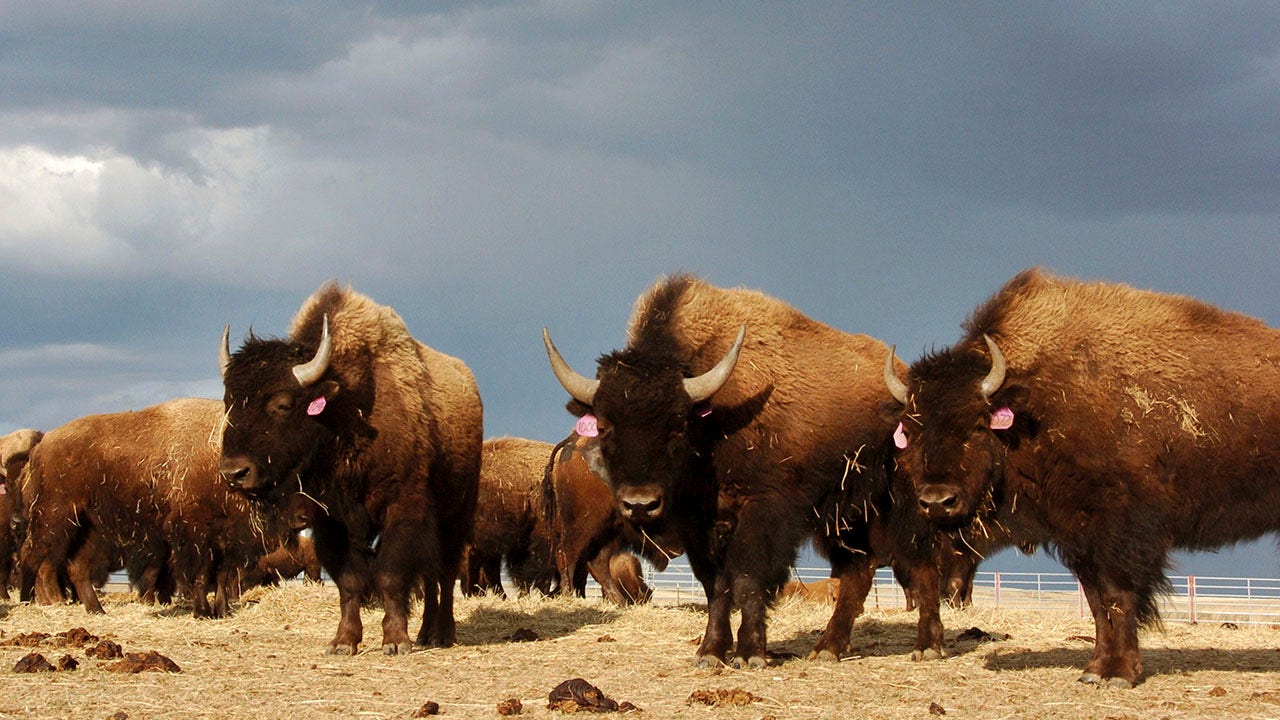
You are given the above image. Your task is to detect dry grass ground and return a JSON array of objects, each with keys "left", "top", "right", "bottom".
[{"left": 2, "top": 583, "right": 1280, "bottom": 719}]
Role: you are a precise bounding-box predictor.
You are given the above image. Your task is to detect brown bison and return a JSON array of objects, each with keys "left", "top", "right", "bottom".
[
  {"left": 17, "top": 398, "right": 272, "bottom": 617},
  {"left": 884, "top": 267, "right": 1280, "bottom": 687},
  {"left": 241, "top": 494, "right": 323, "bottom": 587},
  {"left": 219, "top": 282, "right": 483, "bottom": 655},
  {"left": 543, "top": 432, "right": 679, "bottom": 606},
  {"left": 781, "top": 577, "right": 840, "bottom": 603},
  {"left": 0, "top": 429, "right": 43, "bottom": 598},
  {"left": 544, "top": 274, "right": 944, "bottom": 668},
  {"left": 465, "top": 437, "right": 559, "bottom": 598}
]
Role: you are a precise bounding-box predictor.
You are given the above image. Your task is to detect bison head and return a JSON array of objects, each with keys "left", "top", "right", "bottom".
[
  {"left": 885, "top": 335, "right": 1026, "bottom": 527},
  {"left": 218, "top": 318, "right": 340, "bottom": 500},
  {"left": 543, "top": 326, "right": 745, "bottom": 524}
]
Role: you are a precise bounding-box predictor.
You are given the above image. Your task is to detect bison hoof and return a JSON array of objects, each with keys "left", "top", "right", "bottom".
[
  {"left": 693, "top": 654, "right": 725, "bottom": 669},
  {"left": 731, "top": 655, "right": 768, "bottom": 670},
  {"left": 807, "top": 649, "right": 841, "bottom": 662},
  {"left": 1080, "top": 673, "right": 1133, "bottom": 689},
  {"left": 910, "top": 647, "right": 945, "bottom": 662},
  {"left": 381, "top": 642, "right": 412, "bottom": 656},
  {"left": 326, "top": 643, "right": 358, "bottom": 656}
]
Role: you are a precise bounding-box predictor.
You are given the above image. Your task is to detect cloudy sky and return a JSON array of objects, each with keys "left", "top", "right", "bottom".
[{"left": 3, "top": 2, "right": 1278, "bottom": 576}]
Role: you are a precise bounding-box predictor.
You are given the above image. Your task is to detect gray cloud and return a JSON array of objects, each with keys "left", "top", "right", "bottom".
[{"left": 1, "top": 1, "right": 1278, "bottom": 572}]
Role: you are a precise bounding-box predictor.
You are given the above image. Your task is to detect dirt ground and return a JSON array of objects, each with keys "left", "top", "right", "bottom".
[{"left": 2, "top": 583, "right": 1279, "bottom": 719}]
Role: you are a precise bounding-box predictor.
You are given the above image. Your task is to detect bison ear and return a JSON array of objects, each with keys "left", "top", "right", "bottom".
[
  {"left": 565, "top": 399, "right": 592, "bottom": 418},
  {"left": 308, "top": 380, "right": 341, "bottom": 416},
  {"left": 988, "top": 383, "right": 1035, "bottom": 442}
]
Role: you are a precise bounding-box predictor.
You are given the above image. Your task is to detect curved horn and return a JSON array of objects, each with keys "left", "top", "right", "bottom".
[
  {"left": 292, "top": 315, "right": 332, "bottom": 387},
  {"left": 683, "top": 324, "right": 746, "bottom": 403},
  {"left": 979, "top": 334, "right": 1007, "bottom": 400},
  {"left": 219, "top": 325, "right": 232, "bottom": 380},
  {"left": 884, "top": 346, "right": 910, "bottom": 405},
  {"left": 543, "top": 328, "right": 599, "bottom": 405}
]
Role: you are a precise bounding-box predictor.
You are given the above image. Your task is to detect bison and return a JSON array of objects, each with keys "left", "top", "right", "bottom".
[
  {"left": 543, "top": 432, "right": 679, "bottom": 606},
  {"left": 884, "top": 267, "right": 1280, "bottom": 687},
  {"left": 219, "top": 282, "right": 483, "bottom": 655},
  {"left": 0, "top": 429, "right": 43, "bottom": 598},
  {"left": 17, "top": 398, "right": 273, "bottom": 617},
  {"left": 544, "top": 274, "right": 945, "bottom": 668},
  {"left": 465, "top": 437, "right": 559, "bottom": 598}
]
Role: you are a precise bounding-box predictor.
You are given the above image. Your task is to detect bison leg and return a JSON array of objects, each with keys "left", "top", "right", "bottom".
[
  {"left": 423, "top": 555, "right": 461, "bottom": 648},
  {"left": 809, "top": 556, "right": 875, "bottom": 661},
  {"left": 328, "top": 571, "right": 366, "bottom": 654},
  {"left": 585, "top": 541, "right": 626, "bottom": 606},
  {"left": 694, "top": 571, "right": 734, "bottom": 667},
  {"left": 730, "top": 573, "right": 771, "bottom": 669},
  {"left": 900, "top": 557, "right": 945, "bottom": 661},
  {"left": 1077, "top": 574, "right": 1143, "bottom": 688},
  {"left": 65, "top": 543, "right": 104, "bottom": 614}
]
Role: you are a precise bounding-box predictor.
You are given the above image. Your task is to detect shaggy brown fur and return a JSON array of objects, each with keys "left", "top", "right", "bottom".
[
  {"left": 547, "top": 274, "right": 944, "bottom": 668},
  {"left": 892, "top": 267, "right": 1280, "bottom": 687},
  {"left": 220, "top": 282, "right": 483, "bottom": 655},
  {"left": 17, "top": 399, "right": 274, "bottom": 617}
]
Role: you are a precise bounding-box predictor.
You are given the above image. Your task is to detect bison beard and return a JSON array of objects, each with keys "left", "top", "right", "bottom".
[
  {"left": 544, "top": 274, "right": 944, "bottom": 668},
  {"left": 219, "top": 282, "right": 482, "bottom": 655},
  {"left": 886, "top": 267, "right": 1280, "bottom": 687}
]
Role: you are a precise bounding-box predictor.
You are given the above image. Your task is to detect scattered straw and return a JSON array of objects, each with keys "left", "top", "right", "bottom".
[{"left": 0, "top": 584, "right": 1277, "bottom": 718}]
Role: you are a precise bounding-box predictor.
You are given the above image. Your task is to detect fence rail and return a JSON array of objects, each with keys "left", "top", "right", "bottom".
[{"left": 637, "top": 563, "right": 1280, "bottom": 626}]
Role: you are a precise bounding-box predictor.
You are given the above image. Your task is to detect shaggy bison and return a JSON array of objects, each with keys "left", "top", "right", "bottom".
[
  {"left": 17, "top": 398, "right": 270, "bottom": 617},
  {"left": 544, "top": 274, "right": 944, "bottom": 668},
  {"left": 885, "top": 267, "right": 1280, "bottom": 687},
  {"left": 219, "top": 282, "right": 483, "bottom": 654}
]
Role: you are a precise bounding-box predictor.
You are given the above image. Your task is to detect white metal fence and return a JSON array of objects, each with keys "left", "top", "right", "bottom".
[{"left": 638, "top": 562, "right": 1280, "bottom": 626}]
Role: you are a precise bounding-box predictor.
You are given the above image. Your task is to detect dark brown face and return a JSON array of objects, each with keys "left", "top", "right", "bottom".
[
  {"left": 544, "top": 324, "right": 744, "bottom": 527},
  {"left": 582, "top": 358, "right": 697, "bottom": 524},
  {"left": 890, "top": 344, "right": 1024, "bottom": 527},
  {"left": 219, "top": 337, "right": 338, "bottom": 501}
]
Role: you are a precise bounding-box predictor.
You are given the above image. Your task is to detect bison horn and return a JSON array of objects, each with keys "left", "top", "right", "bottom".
[
  {"left": 884, "top": 346, "right": 910, "bottom": 405},
  {"left": 979, "top": 334, "right": 1007, "bottom": 400},
  {"left": 293, "top": 315, "right": 332, "bottom": 387},
  {"left": 219, "top": 325, "right": 232, "bottom": 380},
  {"left": 683, "top": 324, "right": 746, "bottom": 403},
  {"left": 543, "top": 328, "right": 600, "bottom": 406}
]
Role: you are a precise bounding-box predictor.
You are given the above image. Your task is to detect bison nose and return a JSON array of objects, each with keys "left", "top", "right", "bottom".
[
  {"left": 219, "top": 457, "right": 255, "bottom": 491},
  {"left": 917, "top": 484, "right": 965, "bottom": 521},
  {"left": 617, "top": 486, "right": 664, "bottom": 522}
]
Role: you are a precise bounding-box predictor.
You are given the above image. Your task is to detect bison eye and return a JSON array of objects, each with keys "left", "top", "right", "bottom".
[{"left": 268, "top": 393, "right": 294, "bottom": 417}]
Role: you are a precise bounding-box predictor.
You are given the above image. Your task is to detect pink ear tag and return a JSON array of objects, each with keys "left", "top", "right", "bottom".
[
  {"left": 306, "top": 396, "right": 327, "bottom": 416},
  {"left": 989, "top": 406, "right": 1014, "bottom": 430},
  {"left": 893, "top": 421, "right": 908, "bottom": 449},
  {"left": 575, "top": 414, "right": 599, "bottom": 438}
]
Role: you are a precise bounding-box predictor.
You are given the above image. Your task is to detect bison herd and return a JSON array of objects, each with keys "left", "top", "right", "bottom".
[{"left": 2, "top": 268, "right": 1278, "bottom": 688}]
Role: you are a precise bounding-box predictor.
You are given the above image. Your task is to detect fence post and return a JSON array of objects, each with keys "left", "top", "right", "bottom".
[
  {"left": 993, "top": 572, "right": 1001, "bottom": 608},
  {"left": 1078, "top": 581, "right": 1085, "bottom": 618},
  {"left": 1188, "top": 575, "right": 1196, "bottom": 624}
]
